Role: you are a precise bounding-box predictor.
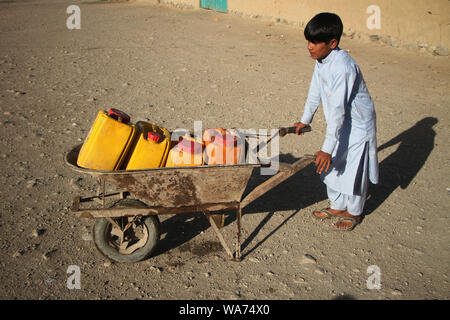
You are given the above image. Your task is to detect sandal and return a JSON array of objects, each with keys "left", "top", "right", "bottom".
[
  {"left": 332, "top": 216, "right": 360, "bottom": 231},
  {"left": 312, "top": 208, "right": 344, "bottom": 220}
]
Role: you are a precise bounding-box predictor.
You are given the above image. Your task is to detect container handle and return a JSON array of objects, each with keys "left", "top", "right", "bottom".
[{"left": 108, "top": 108, "right": 131, "bottom": 124}]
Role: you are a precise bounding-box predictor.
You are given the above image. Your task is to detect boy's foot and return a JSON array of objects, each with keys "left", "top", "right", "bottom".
[
  {"left": 312, "top": 208, "right": 345, "bottom": 220},
  {"left": 333, "top": 211, "right": 361, "bottom": 231}
]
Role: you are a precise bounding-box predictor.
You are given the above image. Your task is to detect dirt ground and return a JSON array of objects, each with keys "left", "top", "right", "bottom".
[{"left": 0, "top": 0, "right": 449, "bottom": 300}]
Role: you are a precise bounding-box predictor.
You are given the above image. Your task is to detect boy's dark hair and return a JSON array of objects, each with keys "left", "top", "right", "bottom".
[{"left": 304, "top": 12, "right": 343, "bottom": 44}]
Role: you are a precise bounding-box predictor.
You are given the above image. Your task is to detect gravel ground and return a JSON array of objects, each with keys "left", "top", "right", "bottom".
[{"left": 0, "top": 0, "right": 449, "bottom": 300}]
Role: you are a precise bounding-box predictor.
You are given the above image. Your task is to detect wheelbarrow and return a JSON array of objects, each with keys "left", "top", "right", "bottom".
[{"left": 64, "top": 126, "right": 314, "bottom": 263}]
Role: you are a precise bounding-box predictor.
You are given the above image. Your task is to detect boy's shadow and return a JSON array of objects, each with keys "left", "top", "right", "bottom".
[
  {"left": 152, "top": 117, "right": 437, "bottom": 258},
  {"left": 364, "top": 117, "right": 437, "bottom": 215}
]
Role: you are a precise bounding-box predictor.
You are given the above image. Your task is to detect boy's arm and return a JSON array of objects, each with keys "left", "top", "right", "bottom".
[
  {"left": 321, "top": 65, "right": 356, "bottom": 155},
  {"left": 300, "top": 64, "right": 321, "bottom": 125}
]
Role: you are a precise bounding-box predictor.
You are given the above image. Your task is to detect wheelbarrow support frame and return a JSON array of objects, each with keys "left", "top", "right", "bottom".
[{"left": 69, "top": 154, "right": 314, "bottom": 261}]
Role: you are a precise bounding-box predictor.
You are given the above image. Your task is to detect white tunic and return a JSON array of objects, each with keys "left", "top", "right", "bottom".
[{"left": 301, "top": 47, "right": 379, "bottom": 195}]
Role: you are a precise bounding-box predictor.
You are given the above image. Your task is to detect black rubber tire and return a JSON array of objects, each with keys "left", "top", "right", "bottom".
[{"left": 93, "top": 199, "right": 160, "bottom": 263}]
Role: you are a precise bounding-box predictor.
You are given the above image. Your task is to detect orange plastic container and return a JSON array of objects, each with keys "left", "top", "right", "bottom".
[
  {"left": 203, "top": 128, "right": 245, "bottom": 165},
  {"left": 165, "top": 136, "right": 204, "bottom": 167}
]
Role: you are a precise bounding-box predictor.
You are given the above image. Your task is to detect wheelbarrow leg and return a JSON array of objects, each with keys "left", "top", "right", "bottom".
[
  {"left": 203, "top": 211, "right": 234, "bottom": 260},
  {"left": 95, "top": 178, "right": 106, "bottom": 208},
  {"left": 235, "top": 206, "right": 242, "bottom": 262}
]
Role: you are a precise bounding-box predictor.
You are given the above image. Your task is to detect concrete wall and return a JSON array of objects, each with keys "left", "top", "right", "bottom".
[{"left": 143, "top": 0, "right": 450, "bottom": 54}]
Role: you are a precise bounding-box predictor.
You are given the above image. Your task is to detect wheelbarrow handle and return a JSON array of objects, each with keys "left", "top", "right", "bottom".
[{"left": 279, "top": 125, "right": 312, "bottom": 137}]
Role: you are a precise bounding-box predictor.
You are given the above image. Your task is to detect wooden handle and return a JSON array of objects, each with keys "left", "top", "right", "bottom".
[{"left": 279, "top": 126, "right": 311, "bottom": 137}]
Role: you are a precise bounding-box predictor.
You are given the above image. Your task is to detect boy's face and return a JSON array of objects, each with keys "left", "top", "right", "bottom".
[{"left": 307, "top": 39, "right": 338, "bottom": 60}]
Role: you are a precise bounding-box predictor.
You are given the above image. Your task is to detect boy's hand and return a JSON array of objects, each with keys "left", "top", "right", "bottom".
[
  {"left": 314, "top": 150, "right": 332, "bottom": 174},
  {"left": 293, "top": 122, "right": 310, "bottom": 135}
]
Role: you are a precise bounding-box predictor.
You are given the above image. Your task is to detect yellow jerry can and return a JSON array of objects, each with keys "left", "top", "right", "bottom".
[
  {"left": 125, "top": 121, "right": 171, "bottom": 170},
  {"left": 77, "top": 109, "right": 137, "bottom": 170}
]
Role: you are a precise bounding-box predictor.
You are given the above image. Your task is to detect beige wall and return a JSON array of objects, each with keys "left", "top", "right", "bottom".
[
  {"left": 156, "top": 0, "right": 199, "bottom": 9},
  {"left": 143, "top": 0, "right": 450, "bottom": 51}
]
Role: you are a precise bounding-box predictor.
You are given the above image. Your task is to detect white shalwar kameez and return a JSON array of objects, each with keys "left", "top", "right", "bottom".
[{"left": 300, "top": 47, "right": 379, "bottom": 215}]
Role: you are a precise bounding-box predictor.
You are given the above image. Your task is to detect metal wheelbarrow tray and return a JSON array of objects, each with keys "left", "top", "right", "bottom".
[{"left": 65, "top": 143, "right": 314, "bottom": 263}]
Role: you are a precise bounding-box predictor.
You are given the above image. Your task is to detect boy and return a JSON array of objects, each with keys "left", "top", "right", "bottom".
[{"left": 294, "top": 12, "right": 379, "bottom": 231}]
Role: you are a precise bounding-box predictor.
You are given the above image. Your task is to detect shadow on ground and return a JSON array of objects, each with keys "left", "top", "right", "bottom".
[{"left": 152, "top": 117, "right": 437, "bottom": 259}]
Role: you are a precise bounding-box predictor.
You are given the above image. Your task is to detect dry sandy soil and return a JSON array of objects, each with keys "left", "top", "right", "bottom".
[{"left": 0, "top": 0, "right": 449, "bottom": 300}]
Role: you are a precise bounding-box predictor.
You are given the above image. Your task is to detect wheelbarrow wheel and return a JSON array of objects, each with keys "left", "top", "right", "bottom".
[{"left": 93, "top": 199, "right": 160, "bottom": 263}]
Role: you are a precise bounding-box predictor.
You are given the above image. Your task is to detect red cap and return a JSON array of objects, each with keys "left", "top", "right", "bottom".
[
  {"left": 215, "top": 134, "right": 237, "bottom": 145},
  {"left": 147, "top": 131, "right": 162, "bottom": 142},
  {"left": 178, "top": 139, "right": 202, "bottom": 154},
  {"left": 108, "top": 108, "right": 130, "bottom": 124}
]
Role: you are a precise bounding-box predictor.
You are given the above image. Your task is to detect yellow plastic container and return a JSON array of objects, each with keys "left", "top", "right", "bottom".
[
  {"left": 165, "top": 136, "right": 204, "bottom": 167},
  {"left": 125, "top": 121, "right": 171, "bottom": 170},
  {"left": 77, "top": 109, "right": 137, "bottom": 170},
  {"left": 203, "top": 128, "right": 245, "bottom": 165}
]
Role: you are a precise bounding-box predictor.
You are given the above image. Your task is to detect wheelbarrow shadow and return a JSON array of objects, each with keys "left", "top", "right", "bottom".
[
  {"left": 237, "top": 155, "right": 326, "bottom": 258},
  {"left": 241, "top": 154, "right": 326, "bottom": 214},
  {"left": 152, "top": 212, "right": 212, "bottom": 258},
  {"left": 152, "top": 154, "right": 326, "bottom": 259},
  {"left": 152, "top": 117, "right": 437, "bottom": 259}
]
